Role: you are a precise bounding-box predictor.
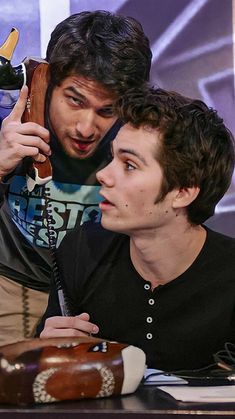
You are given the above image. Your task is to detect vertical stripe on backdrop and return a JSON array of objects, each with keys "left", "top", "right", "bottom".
[{"left": 39, "top": 0, "right": 70, "bottom": 58}]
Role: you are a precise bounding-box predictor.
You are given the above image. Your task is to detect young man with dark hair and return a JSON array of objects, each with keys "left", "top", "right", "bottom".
[
  {"left": 0, "top": 11, "right": 152, "bottom": 345},
  {"left": 40, "top": 87, "right": 235, "bottom": 372}
]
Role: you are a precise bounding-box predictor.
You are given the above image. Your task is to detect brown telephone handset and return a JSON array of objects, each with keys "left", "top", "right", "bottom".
[
  {"left": 0, "top": 27, "right": 52, "bottom": 191},
  {"left": 0, "top": 29, "right": 73, "bottom": 317}
]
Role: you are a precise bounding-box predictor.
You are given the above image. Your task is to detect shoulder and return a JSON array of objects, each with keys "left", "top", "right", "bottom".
[
  {"left": 204, "top": 226, "right": 235, "bottom": 266},
  {"left": 62, "top": 221, "right": 118, "bottom": 244},
  {"left": 58, "top": 222, "right": 124, "bottom": 260},
  {"left": 206, "top": 227, "right": 235, "bottom": 250},
  {"left": 57, "top": 223, "right": 126, "bottom": 291}
]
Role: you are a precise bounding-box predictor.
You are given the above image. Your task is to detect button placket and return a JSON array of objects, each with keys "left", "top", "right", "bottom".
[
  {"left": 148, "top": 298, "right": 155, "bottom": 306},
  {"left": 146, "top": 332, "right": 153, "bottom": 340},
  {"left": 143, "top": 283, "right": 155, "bottom": 341}
]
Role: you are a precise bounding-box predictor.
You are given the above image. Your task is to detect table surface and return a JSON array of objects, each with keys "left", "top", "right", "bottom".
[{"left": 1, "top": 385, "right": 235, "bottom": 418}]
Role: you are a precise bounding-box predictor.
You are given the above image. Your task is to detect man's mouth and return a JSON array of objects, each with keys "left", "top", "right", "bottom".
[
  {"left": 72, "top": 138, "right": 96, "bottom": 151},
  {"left": 99, "top": 194, "right": 115, "bottom": 209}
]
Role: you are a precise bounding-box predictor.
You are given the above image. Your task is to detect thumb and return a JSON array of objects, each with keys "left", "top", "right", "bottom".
[{"left": 7, "top": 85, "right": 29, "bottom": 122}]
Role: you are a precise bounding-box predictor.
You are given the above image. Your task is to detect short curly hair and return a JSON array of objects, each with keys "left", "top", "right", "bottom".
[
  {"left": 116, "top": 87, "right": 235, "bottom": 224},
  {"left": 46, "top": 10, "right": 152, "bottom": 96}
]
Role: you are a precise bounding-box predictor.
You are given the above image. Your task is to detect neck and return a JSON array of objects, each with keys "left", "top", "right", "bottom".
[{"left": 130, "top": 224, "right": 206, "bottom": 290}]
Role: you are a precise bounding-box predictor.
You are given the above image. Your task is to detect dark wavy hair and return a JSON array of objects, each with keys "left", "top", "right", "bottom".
[
  {"left": 116, "top": 87, "right": 235, "bottom": 225},
  {"left": 46, "top": 10, "right": 152, "bottom": 96}
]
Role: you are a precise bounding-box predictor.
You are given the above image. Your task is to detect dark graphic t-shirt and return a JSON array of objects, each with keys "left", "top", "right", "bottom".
[{"left": 0, "top": 120, "right": 122, "bottom": 291}]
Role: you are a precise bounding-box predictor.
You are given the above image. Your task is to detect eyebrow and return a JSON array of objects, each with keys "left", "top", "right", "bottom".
[
  {"left": 65, "top": 86, "right": 113, "bottom": 109},
  {"left": 65, "top": 86, "right": 87, "bottom": 102},
  {"left": 111, "top": 143, "right": 148, "bottom": 165}
]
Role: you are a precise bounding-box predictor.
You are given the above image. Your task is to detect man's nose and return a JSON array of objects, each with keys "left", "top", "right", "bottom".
[
  {"left": 75, "top": 111, "right": 95, "bottom": 140},
  {"left": 96, "top": 165, "right": 113, "bottom": 186}
]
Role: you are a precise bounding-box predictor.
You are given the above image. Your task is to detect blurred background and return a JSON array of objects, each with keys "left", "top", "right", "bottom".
[{"left": 0, "top": 0, "right": 234, "bottom": 236}]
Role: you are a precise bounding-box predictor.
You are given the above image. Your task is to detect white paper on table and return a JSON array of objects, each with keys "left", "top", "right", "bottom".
[
  {"left": 144, "top": 368, "right": 187, "bottom": 385},
  {"left": 157, "top": 385, "right": 235, "bottom": 402}
]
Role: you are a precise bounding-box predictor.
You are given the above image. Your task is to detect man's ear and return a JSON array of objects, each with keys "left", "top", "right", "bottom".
[{"left": 172, "top": 186, "right": 200, "bottom": 209}]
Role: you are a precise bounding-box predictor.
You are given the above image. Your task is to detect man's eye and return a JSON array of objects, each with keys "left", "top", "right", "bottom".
[
  {"left": 125, "top": 162, "right": 136, "bottom": 171},
  {"left": 69, "top": 96, "right": 83, "bottom": 106},
  {"left": 98, "top": 107, "right": 114, "bottom": 118}
]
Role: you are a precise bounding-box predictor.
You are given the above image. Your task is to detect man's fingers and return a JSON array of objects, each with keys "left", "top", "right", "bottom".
[
  {"left": 40, "top": 328, "right": 89, "bottom": 338},
  {"left": 76, "top": 312, "right": 90, "bottom": 321},
  {"left": 43, "top": 315, "right": 99, "bottom": 335},
  {"left": 7, "top": 85, "right": 29, "bottom": 122},
  {"left": 34, "top": 153, "right": 48, "bottom": 163}
]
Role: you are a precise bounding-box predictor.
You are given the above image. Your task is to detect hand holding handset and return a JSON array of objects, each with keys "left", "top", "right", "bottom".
[
  {"left": 0, "top": 27, "right": 52, "bottom": 191},
  {"left": 0, "top": 28, "right": 72, "bottom": 316}
]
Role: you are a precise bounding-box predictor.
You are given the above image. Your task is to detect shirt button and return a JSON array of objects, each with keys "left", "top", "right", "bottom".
[
  {"left": 148, "top": 298, "right": 155, "bottom": 305},
  {"left": 146, "top": 317, "right": 153, "bottom": 323},
  {"left": 144, "top": 284, "right": 150, "bottom": 290},
  {"left": 146, "top": 333, "right": 153, "bottom": 340}
]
